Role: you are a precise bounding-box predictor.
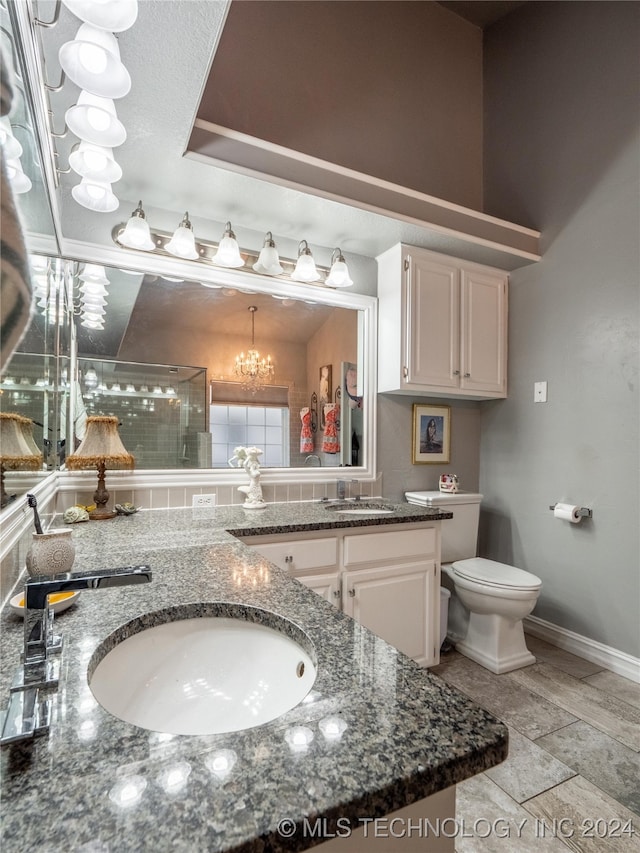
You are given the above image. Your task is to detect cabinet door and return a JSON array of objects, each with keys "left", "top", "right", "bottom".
[
  {"left": 344, "top": 561, "right": 438, "bottom": 666},
  {"left": 295, "top": 572, "right": 341, "bottom": 607},
  {"left": 406, "top": 255, "right": 460, "bottom": 389},
  {"left": 248, "top": 537, "right": 337, "bottom": 573},
  {"left": 460, "top": 269, "right": 507, "bottom": 395}
]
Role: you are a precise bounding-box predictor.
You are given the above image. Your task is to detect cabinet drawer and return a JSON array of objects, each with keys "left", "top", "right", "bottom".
[
  {"left": 343, "top": 527, "right": 436, "bottom": 567},
  {"left": 249, "top": 537, "right": 337, "bottom": 573}
]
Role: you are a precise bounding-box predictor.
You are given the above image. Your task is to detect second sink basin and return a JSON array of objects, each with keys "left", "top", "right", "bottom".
[
  {"left": 89, "top": 605, "right": 316, "bottom": 736},
  {"left": 324, "top": 501, "right": 395, "bottom": 515}
]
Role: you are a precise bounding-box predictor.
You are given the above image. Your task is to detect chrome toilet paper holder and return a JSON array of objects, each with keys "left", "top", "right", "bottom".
[{"left": 549, "top": 504, "right": 592, "bottom": 518}]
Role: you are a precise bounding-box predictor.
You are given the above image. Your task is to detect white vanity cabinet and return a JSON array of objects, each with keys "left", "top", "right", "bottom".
[
  {"left": 246, "top": 522, "right": 441, "bottom": 666},
  {"left": 377, "top": 244, "right": 508, "bottom": 399}
]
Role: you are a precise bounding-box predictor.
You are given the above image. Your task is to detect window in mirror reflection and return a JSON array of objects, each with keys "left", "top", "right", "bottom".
[{"left": 210, "top": 405, "right": 289, "bottom": 467}]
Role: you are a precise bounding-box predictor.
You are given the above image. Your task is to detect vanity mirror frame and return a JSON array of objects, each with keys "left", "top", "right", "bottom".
[{"left": 54, "top": 239, "right": 379, "bottom": 489}]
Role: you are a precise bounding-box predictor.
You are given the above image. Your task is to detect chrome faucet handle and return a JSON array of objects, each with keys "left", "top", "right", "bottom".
[{"left": 0, "top": 687, "right": 52, "bottom": 745}]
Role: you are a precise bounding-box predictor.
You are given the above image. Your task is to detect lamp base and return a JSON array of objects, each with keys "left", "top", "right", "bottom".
[{"left": 89, "top": 507, "right": 117, "bottom": 521}]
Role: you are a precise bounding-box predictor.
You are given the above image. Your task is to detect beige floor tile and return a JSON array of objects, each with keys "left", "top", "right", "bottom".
[
  {"left": 524, "top": 775, "right": 640, "bottom": 853},
  {"left": 485, "top": 726, "right": 576, "bottom": 803},
  {"left": 536, "top": 720, "right": 640, "bottom": 815},
  {"left": 583, "top": 669, "right": 640, "bottom": 711},
  {"left": 509, "top": 663, "right": 640, "bottom": 751},
  {"left": 524, "top": 635, "right": 605, "bottom": 679},
  {"left": 432, "top": 654, "right": 577, "bottom": 740},
  {"left": 455, "top": 774, "right": 567, "bottom": 852}
]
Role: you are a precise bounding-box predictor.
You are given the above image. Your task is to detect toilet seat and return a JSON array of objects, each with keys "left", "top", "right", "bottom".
[{"left": 452, "top": 558, "right": 541, "bottom": 592}]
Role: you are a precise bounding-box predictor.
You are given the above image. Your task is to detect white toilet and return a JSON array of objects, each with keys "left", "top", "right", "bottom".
[{"left": 405, "top": 491, "right": 542, "bottom": 674}]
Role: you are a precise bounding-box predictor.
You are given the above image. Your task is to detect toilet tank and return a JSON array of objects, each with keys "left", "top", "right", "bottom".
[{"left": 404, "top": 491, "right": 482, "bottom": 564}]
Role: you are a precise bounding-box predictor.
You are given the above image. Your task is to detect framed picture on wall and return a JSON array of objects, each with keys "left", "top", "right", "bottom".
[
  {"left": 412, "top": 404, "right": 451, "bottom": 464},
  {"left": 319, "top": 364, "right": 332, "bottom": 426}
]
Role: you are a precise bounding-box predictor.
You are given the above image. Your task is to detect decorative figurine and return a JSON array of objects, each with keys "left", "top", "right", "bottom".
[{"left": 228, "top": 445, "right": 267, "bottom": 509}]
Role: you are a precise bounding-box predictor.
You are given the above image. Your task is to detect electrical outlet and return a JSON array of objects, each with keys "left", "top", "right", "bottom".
[
  {"left": 534, "top": 381, "right": 548, "bottom": 403},
  {"left": 192, "top": 494, "right": 216, "bottom": 508}
]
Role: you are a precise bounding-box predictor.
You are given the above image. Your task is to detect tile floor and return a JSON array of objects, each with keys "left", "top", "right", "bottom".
[{"left": 430, "top": 635, "right": 640, "bottom": 852}]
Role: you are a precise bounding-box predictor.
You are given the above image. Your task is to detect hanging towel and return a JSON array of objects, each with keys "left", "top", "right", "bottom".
[
  {"left": 300, "top": 407, "right": 314, "bottom": 453},
  {"left": 322, "top": 403, "right": 340, "bottom": 454}
]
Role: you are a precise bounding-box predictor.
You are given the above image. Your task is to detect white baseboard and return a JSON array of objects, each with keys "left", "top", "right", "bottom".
[{"left": 524, "top": 615, "right": 640, "bottom": 684}]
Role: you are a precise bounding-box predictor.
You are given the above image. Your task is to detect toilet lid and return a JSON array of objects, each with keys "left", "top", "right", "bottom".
[{"left": 452, "top": 558, "right": 542, "bottom": 591}]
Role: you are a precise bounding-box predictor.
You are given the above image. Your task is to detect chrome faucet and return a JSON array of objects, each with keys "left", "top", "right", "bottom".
[
  {"left": 22, "top": 565, "right": 152, "bottom": 687},
  {"left": 1, "top": 565, "right": 152, "bottom": 745},
  {"left": 337, "top": 478, "right": 359, "bottom": 501}
]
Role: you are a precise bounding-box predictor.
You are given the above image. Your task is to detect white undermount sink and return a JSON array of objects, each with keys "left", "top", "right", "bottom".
[
  {"left": 89, "top": 608, "right": 317, "bottom": 736},
  {"left": 324, "top": 501, "right": 395, "bottom": 515}
]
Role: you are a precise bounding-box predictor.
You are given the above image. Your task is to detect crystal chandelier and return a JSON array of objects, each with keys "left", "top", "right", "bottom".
[{"left": 234, "top": 306, "right": 274, "bottom": 394}]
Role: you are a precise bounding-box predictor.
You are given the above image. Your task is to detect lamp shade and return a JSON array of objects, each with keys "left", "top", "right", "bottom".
[
  {"left": 165, "top": 213, "right": 199, "bottom": 260},
  {"left": 325, "top": 249, "right": 354, "bottom": 288},
  {"left": 80, "top": 264, "right": 110, "bottom": 284},
  {"left": 66, "top": 416, "right": 134, "bottom": 470},
  {"left": 69, "top": 141, "right": 122, "bottom": 183},
  {"left": 118, "top": 201, "right": 155, "bottom": 250},
  {"left": 66, "top": 91, "right": 127, "bottom": 147},
  {"left": 211, "top": 222, "right": 244, "bottom": 268},
  {"left": 59, "top": 24, "right": 131, "bottom": 99},
  {"left": 72, "top": 177, "right": 119, "bottom": 212},
  {"left": 252, "top": 232, "right": 283, "bottom": 276},
  {"left": 291, "top": 240, "right": 320, "bottom": 282},
  {"left": 0, "top": 414, "right": 42, "bottom": 469},
  {"left": 5, "top": 159, "right": 32, "bottom": 194},
  {"left": 62, "top": 0, "right": 139, "bottom": 32},
  {"left": 0, "top": 117, "right": 23, "bottom": 159}
]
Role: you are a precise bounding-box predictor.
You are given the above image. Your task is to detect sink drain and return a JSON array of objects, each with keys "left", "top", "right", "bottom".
[{"left": 296, "top": 661, "right": 305, "bottom": 678}]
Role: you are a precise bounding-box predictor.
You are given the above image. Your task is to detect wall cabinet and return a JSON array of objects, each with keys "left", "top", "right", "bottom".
[
  {"left": 245, "top": 523, "right": 441, "bottom": 666},
  {"left": 377, "top": 244, "right": 508, "bottom": 399}
]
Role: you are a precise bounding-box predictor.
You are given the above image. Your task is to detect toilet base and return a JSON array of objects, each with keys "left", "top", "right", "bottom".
[{"left": 455, "top": 611, "right": 536, "bottom": 674}]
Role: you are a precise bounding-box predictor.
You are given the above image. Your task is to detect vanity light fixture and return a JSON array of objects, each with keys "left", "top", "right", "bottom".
[
  {"left": 59, "top": 23, "right": 131, "bottom": 99},
  {"left": 72, "top": 177, "right": 119, "bottom": 212},
  {"left": 234, "top": 306, "right": 274, "bottom": 394},
  {"left": 325, "top": 248, "right": 354, "bottom": 288},
  {"left": 69, "top": 141, "right": 122, "bottom": 183},
  {"left": 80, "top": 264, "right": 110, "bottom": 285},
  {"left": 117, "top": 201, "right": 155, "bottom": 250},
  {"left": 252, "top": 231, "right": 283, "bottom": 276},
  {"left": 291, "top": 240, "right": 321, "bottom": 282},
  {"left": 62, "top": 0, "right": 139, "bottom": 32},
  {"left": 5, "top": 158, "right": 32, "bottom": 194},
  {"left": 211, "top": 221, "right": 244, "bottom": 268},
  {"left": 65, "top": 91, "right": 127, "bottom": 147},
  {"left": 0, "top": 118, "right": 23, "bottom": 159},
  {"left": 165, "top": 212, "right": 199, "bottom": 260}
]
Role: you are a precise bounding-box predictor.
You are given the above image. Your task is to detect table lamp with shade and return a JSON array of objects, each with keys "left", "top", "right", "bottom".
[
  {"left": 0, "top": 413, "right": 43, "bottom": 508},
  {"left": 66, "top": 415, "right": 134, "bottom": 520}
]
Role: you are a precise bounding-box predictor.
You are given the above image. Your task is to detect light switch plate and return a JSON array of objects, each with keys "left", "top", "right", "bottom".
[{"left": 534, "top": 381, "right": 548, "bottom": 403}]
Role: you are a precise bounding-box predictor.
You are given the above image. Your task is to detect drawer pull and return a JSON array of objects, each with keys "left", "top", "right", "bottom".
[{"left": 348, "top": 589, "right": 355, "bottom": 597}]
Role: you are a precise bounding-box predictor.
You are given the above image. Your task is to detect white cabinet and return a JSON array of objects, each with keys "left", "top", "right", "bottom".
[
  {"left": 246, "top": 522, "right": 441, "bottom": 666},
  {"left": 377, "top": 244, "right": 508, "bottom": 399}
]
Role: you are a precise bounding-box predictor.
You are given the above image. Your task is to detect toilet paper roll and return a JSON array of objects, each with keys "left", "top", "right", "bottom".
[{"left": 554, "top": 503, "right": 581, "bottom": 523}]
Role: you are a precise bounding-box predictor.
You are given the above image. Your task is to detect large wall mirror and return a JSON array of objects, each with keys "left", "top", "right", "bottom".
[{"left": 2, "top": 252, "right": 377, "bottom": 494}]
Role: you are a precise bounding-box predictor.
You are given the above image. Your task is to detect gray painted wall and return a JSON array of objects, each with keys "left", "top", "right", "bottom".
[{"left": 480, "top": 1, "right": 640, "bottom": 656}]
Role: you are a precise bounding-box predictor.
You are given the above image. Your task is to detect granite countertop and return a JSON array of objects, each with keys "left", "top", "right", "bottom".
[{"left": 0, "top": 501, "right": 506, "bottom": 852}]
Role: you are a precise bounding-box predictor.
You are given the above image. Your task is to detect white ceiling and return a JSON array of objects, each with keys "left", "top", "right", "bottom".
[{"left": 34, "top": 0, "right": 537, "bottom": 272}]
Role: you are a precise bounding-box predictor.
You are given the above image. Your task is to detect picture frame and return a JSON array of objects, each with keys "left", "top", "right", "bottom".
[
  {"left": 412, "top": 404, "right": 451, "bottom": 464},
  {"left": 319, "top": 364, "right": 332, "bottom": 427}
]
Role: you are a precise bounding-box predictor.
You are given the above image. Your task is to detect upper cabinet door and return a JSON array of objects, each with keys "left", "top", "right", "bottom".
[
  {"left": 406, "top": 255, "right": 460, "bottom": 388},
  {"left": 460, "top": 269, "right": 508, "bottom": 396}
]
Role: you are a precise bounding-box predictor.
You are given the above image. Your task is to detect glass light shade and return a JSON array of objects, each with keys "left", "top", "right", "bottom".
[
  {"left": 82, "top": 306, "right": 106, "bottom": 318},
  {"left": 118, "top": 206, "right": 155, "bottom": 250},
  {"left": 0, "top": 118, "right": 23, "bottom": 159},
  {"left": 81, "top": 318, "right": 104, "bottom": 329},
  {"left": 81, "top": 294, "right": 108, "bottom": 308},
  {"left": 59, "top": 24, "right": 131, "bottom": 99},
  {"left": 62, "top": 0, "right": 139, "bottom": 32},
  {"left": 291, "top": 253, "right": 320, "bottom": 282},
  {"left": 72, "top": 178, "right": 119, "bottom": 212},
  {"left": 165, "top": 213, "right": 199, "bottom": 260},
  {"left": 6, "top": 159, "right": 32, "bottom": 194},
  {"left": 211, "top": 222, "right": 244, "bottom": 268},
  {"left": 69, "top": 141, "right": 122, "bottom": 183},
  {"left": 66, "top": 91, "right": 127, "bottom": 147},
  {"left": 80, "top": 284, "right": 108, "bottom": 300},
  {"left": 80, "top": 264, "right": 109, "bottom": 284},
  {"left": 84, "top": 368, "right": 98, "bottom": 385},
  {"left": 252, "top": 232, "right": 283, "bottom": 276},
  {"left": 325, "top": 251, "right": 354, "bottom": 288}
]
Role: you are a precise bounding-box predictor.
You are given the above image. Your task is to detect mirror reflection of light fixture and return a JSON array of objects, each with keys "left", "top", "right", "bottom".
[
  {"left": 165, "top": 212, "right": 199, "bottom": 260},
  {"left": 211, "top": 222, "right": 244, "bottom": 268},
  {"left": 59, "top": 24, "right": 132, "bottom": 99},
  {"left": 80, "top": 263, "right": 110, "bottom": 285},
  {"left": 72, "top": 177, "right": 119, "bottom": 212},
  {"left": 325, "top": 248, "right": 354, "bottom": 288},
  {"left": 66, "top": 415, "right": 134, "bottom": 520},
  {"left": 0, "top": 118, "right": 23, "bottom": 159},
  {"left": 234, "top": 306, "right": 274, "bottom": 394},
  {"left": 5, "top": 158, "right": 32, "bottom": 194},
  {"left": 69, "top": 141, "right": 122, "bottom": 182},
  {"left": 65, "top": 91, "right": 127, "bottom": 147},
  {"left": 62, "top": 0, "right": 139, "bottom": 32},
  {"left": 291, "top": 240, "right": 321, "bottom": 282},
  {"left": 252, "top": 231, "right": 283, "bottom": 276},
  {"left": 118, "top": 201, "right": 155, "bottom": 250}
]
